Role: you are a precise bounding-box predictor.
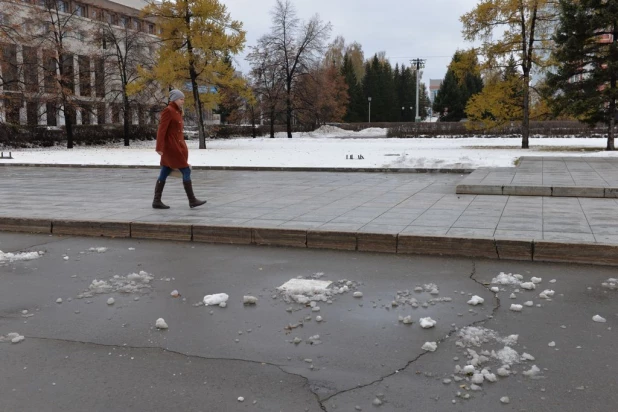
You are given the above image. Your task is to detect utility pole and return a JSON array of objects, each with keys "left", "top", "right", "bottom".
[{"left": 410, "top": 58, "right": 426, "bottom": 123}]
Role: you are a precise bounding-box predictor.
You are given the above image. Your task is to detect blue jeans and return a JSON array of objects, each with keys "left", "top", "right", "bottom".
[{"left": 158, "top": 166, "right": 191, "bottom": 182}]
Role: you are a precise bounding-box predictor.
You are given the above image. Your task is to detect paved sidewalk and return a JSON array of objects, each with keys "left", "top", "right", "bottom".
[
  {"left": 3, "top": 166, "right": 618, "bottom": 264},
  {"left": 457, "top": 157, "right": 618, "bottom": 197}
]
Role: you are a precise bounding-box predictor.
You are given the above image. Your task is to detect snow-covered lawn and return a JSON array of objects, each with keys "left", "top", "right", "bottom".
[{"left": 2, "top": 126, "right": 616, "bottom": 169}]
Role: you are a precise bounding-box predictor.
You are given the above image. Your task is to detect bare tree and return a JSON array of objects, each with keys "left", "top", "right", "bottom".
[
  {"left": 247, "top": 39, "right": 286, "bottom": 138},
  {"left": 266, "top": 0, "right": 331, "bottom": 138},
  {"left": 94, "top": 18, "right": 158, "bottom": 146}
]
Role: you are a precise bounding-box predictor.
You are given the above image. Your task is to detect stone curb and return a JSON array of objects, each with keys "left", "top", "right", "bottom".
[
  {"left": 3, "top": 216, "right": 618, "bottom": 266},
  {"left": 456, "top": 184, "right": 618, "bottom": 198},
  {"left": 0, "top": 163, "right": 473, "bottom": 174}
]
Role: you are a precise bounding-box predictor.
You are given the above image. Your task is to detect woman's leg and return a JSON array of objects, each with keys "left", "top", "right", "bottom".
[
  {"left": 153, "top": 166, "right": 172, "bottom": 209},
  {"left": 180, "top": 167, "right": 207, "bottom": 208},
  {"left": 179, "top": 167, "right": 191, "bottom": 182},
  {"left": 158, "top": 166, "right": 173, "bottom": 182}
]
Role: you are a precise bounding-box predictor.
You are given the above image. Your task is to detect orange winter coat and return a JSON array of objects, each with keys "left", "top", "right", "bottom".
[{"left": 155, "top": 101, "right": 190, "bottom": 169}]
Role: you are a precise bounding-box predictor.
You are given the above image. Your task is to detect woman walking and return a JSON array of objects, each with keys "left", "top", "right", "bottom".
[{"left": 152, "top": 89, "right": 207, "bottom": 209}]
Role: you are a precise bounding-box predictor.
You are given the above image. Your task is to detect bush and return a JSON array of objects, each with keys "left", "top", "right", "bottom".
[
  {"left": 0, "top": 123, "right": 157, "bottom": 148},
  {"left": 206, "top": 124, "right": 315, "bottom": 138},
  {"left": 386, "top": 121, "right": 609, "bottom": 138}
]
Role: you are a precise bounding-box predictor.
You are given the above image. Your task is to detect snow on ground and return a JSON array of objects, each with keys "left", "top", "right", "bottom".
[
  {"left": 77, "top": 270, "right": 154, "bottom": 298},
  {"left": 4, "top": 126, "right": 617, "bottom": 169},
  {"left": 0, "top": 250, "right": 44, "bottom": 263}
]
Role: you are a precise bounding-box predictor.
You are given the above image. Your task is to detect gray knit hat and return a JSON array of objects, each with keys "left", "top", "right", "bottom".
[{"left": 169, "top": 89, "right": 185, "bottom": 102}]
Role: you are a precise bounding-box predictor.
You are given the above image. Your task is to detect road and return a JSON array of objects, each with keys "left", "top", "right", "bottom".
[{"left": 1, "top": 232, "right": 617, "bottom": 411}]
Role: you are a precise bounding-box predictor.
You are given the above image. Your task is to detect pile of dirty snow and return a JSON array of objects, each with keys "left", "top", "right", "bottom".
[
  {"left": 276, "top": 277, "right": 359, "bottom": 304},
  {"left": 0, "top": 250, "right": 44, "bottom": 263},
  {"left": 77, "top": 270, "right": 154, "bottom": 298}
]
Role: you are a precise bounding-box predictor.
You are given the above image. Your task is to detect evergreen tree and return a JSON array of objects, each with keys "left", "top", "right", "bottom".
[
  {"left": 341, "top": 53, "right": 364, "bottom": 122},
  {"left": 433, "top": 69, "right": 464, "bottom": 121},
  {"left": 433, "top": 51, "right": 483, "bottom": 121},
  {"left": 547, "top": 0, "right": 618, "bottom": 150}
]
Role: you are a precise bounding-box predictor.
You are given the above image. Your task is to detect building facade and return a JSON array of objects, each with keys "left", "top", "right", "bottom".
[{"left": 0, "top": 0, "right": 164, "bottom": 127}]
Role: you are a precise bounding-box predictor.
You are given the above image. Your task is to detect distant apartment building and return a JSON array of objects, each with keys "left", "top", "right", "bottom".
[
  {"left": 0, "top": 0, "right": 165, "bottom": 127},
  {"left": 429, "top": 79, "right": 442, "bottom": 103}
]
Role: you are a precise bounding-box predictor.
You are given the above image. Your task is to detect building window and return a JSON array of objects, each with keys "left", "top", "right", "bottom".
[
  {"left": 74, "top": 4, "right": 86, "bottom": 17},
  {"left": 111, "top": 104, "right": 120, "bottom": 123},
  {"left": 5, "top": 98, "right": 21, "bottom": 125},
  {"left": 46, "top": 102, "right": 57, "bottom": 126},
  {"left": 119, "top": 16, "right": 128, "bottom": 27},
  {"left": 57, "top": 1, "right": 68, "bottom": 13},
  {"left": 26, "top": 101, "right": 39, "bottom": 126},
  {"left": 78, "top": 55, "right": 91, "bottom": 97},
  {"left": 1, "top": 43, "right": 19, "bottom": 92},
  {"left": 23, "top": 46, "right": 39, "bottom": 93},
  {"left": 97, "top": 103, "right": 106, "bottom": 125},
  {"left": 60, "top": 53, "right": 74, "bottom": 94},
  {"left": 95, "top": 58, "right": 105, "bottom": 97},
  {"left": 80, "top": 104, "right": 90, "bottom": 125},
  {"left": 133, "top": 19, "right": 140, "bottom": 31},
  {"left": 148, "top": 24, "right": 154, "bottom": 34},
  {"left": 43, "top": 52, "right": 57, "bottom": 92}
]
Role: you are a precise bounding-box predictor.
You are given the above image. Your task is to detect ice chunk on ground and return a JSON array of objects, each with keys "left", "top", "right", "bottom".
[
  {"left": 277, "top": 279, "right": 332, "bottom": 295},
  {"left": 531, "top": 277, "right": 542, "bottom": 284},
  {"left": 510, "top": 304, "right": 523, "bottom": 312},
  {"left": 471, "top": 373, "right": 484, "bottom": 384},
  {"left": 88, "top": 247, "right": 108, "bottom": 253},
  {"left": 63, "top": 256, "right": 69, "bottom": 261},
  {"left": 243, "top": 296, "right": 258, "bottom": 305},
  {"left": 78, "top": 271, "right": 155, "bottom": 298},
  {"left": 524, "top": 301, "right": 534, "bottom": 307},
  {"left": 457, "top": 327, "right": 498, "bottom": 347},
  {"left": 548, "top": 341, "right": 556, "bottom": 347},
  {"left": 219, "top": 302, "right": 227, "bottom": 308},
  {"left": 539, "top": 290, "right": 555, "bottom": 299},
  {"left": 422, "top": 342, "right": 438, "bottom": 352},
  {"left": 514, "top": 274, "right": 524, "bottom": 280},
  {"left": 402, "top": 316, "right": 413, "bottom": 324},
  {"left": 523, "top": 365, "right": 541, "bottom": 377},
  {"left": 601, "top": 278, "right": 618, "bottom": 290},
  {"left": 497, "top": 367, "right": 511, "bottom": 377},
  {"left": 315, "top": 316, "right": 323, "bottom": 322},
  {"left": 467, "top": 296, "right": 485, "bottom": 306},
  {"left": 353, "top": 291, "right": 363, "bottom": 298},
  {"left": 56, "top": 298, "right": 63, "bottom": 304},
  {"left": 2, "top": 333, "right": 26, "bottom": 344},
  {"left": 520, "top": 282, "right": 536, "bottom": 290},
  {"left": 11, "top": 334, "right": 25, "bottom": 343},
  {"left": 510, "top": 293, "right": 517, "bottom": 299},
  {"left": 238, "top": 397, "right": 244, "bottom": 402},
  {"left": 550, "top": 279, "right": 557, "bottom": 283},
  {"left": 463, "top": 365, "right": 476, "bottom": 374},
  {"left": 593, "top": 315, "right": 607, "bottom": 323},
  {"left": 521, "top": 353, "right": 535, "bottom": 361},
  {"left": 0, "top": 250, "right": 44, "bottom": 263},
  {"left": 107, "top": 298, "right": 115, "bottom": 305},
  {"left": 494, "top": 346, "right": 520, "bottom": 365},
  {"left": 420, "top": 317, "right": 436, "bottom": 329},
  {"left": 155, "top": 318, "right": 168, "bottom": 329},
  {"left": 500, "top": 397, "right": 510, "bottom": 404},
  {"left": 490, "top": 287, "right": 500, "bottom": 293},
  {"left": 492, "top": 272, "right": 521, "bottom": 285},
  {"left": 203, "top": 293, "right": 229, "bottom": 306},
  {"left": 171, "top": 290, "right": 180, "bottom": 298},
  {"left": 483, "top": 370, "right": 498, "bottom": 382}
]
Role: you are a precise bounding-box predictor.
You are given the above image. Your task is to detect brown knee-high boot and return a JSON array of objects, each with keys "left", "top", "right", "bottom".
[
  {"left": 152, "top": 180, "right": 170, "bottom": 209},
  {"left": 183, "top": 180, "right": 207, "bottom": 208}
]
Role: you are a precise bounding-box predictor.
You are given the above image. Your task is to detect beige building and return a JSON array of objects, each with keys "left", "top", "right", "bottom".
[{"left": 0, "top": 0, "right": 164, "bottom": 127}]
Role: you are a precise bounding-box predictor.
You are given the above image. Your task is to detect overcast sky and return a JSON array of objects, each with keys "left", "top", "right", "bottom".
[{"left": 223, "top": 0, "right": 480, "bottom": 82}]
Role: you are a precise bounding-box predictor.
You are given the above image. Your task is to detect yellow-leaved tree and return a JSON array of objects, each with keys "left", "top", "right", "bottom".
[
  {"left": 461, "top": 0, "right": 558, "bottom": 148},
  {"left": 140, "top": 0, "right": 246, "bottom": 149}
]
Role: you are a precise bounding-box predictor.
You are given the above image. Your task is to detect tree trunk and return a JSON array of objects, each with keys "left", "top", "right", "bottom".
[
  {"left": 123, "top": 90, "right": 130, "bottom": 147},
  {"left": 65, "top": 105, "right": 74, "bottom": 149},
  {"left": 608, "top": 22, "right": 617, "bottom": 151},
  {"left": 189, "top": 67, "right": 207, "bottom": 150},
  {"left": 270, "top": 108, "right": 275, "bottom": 138},
  {"left": 286, "top": 93, "right": 292, "bottom": 138},
  {"left": 522, "top": 69, "right": 530, "bottom": 149}
]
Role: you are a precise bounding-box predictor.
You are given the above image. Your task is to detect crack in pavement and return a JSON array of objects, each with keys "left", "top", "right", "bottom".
[
  {"left": 319, "top": 260, "right": 502, "bottom": 410},
  {"left": 24, "top": 335, "right": 328, "bottom": 412},
  {"left": 3, "top": 236, "right": 74, "bottom": 254}
]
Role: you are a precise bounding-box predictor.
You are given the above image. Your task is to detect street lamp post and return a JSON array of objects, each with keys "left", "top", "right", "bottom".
[
  {"left": 411, "top": 58, "right": 426, "bottom": 123},
  {"left": 368, "top": 97, "right": 372, "bottom": 123}
]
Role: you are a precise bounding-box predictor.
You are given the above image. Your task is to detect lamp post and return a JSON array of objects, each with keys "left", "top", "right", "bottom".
[
  {"left": 368, "top": 97, "right": 372, "bottom": 123},
  {"left": 411, "top": 58, "right": 426, "bottom": 122}
]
